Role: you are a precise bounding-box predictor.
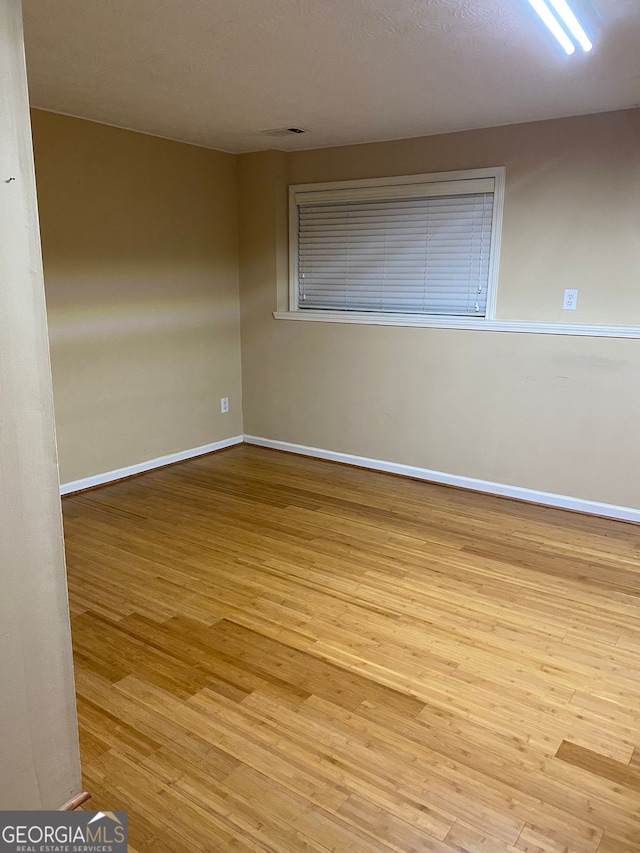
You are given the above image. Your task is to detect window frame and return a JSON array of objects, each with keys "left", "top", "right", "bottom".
[{"left": 288, "top": 166, "right": 506, "bottom": 325}]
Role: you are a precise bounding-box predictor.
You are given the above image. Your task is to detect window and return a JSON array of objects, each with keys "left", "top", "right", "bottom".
[{"left": 288, "top": 167, "right": 505, "bottom": 323}]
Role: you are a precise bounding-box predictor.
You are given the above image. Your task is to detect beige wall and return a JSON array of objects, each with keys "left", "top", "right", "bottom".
[
  {"left": 28, "top": 106, "right": 640, "bottom": 509},
  {"left": 32, "top": 110, "right": 243, "bottom": 485},
  {"left": 239, "top": 110, "right": 640, "bottom": 509},
  {"left": 0, "top": 0, "right": 80, "bottom": 808}
]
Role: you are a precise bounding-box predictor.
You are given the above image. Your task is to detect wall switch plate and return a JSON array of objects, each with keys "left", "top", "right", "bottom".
[
  {"left": 563, "top": 289, "right": 578, "bottom": 310},
  {"left": 220, "top": 397, "right": 229, "bottom": 413}
]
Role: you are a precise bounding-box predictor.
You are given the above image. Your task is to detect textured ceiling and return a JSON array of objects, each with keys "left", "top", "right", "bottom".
[{"left": 22, "top": 0, "right": 640, "bottom": 153}]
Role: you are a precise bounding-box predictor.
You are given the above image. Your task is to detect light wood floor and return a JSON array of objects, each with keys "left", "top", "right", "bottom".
[{"left": 63, "top": 445, "right": 640, "bottom": 852}]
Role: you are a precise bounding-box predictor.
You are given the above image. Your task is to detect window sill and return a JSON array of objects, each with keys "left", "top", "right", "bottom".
[{"left": 273, "top": 310, "right": 640, "bottom": 338}]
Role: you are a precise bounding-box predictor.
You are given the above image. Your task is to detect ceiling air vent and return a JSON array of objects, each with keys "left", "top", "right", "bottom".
[{"left": 261, "top": 127, "right": 307, "bottom": 137}]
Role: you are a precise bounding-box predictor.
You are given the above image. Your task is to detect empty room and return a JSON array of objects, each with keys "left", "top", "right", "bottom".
[{"left": 2, "top": 0, "right": 640, "bottom": 851}]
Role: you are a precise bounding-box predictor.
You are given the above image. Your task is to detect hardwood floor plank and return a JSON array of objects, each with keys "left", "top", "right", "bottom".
[{"left": 556, "top": 740, "right": 640, "bottom": 791}]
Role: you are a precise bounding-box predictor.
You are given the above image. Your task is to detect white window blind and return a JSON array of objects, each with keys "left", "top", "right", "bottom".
[{"left": 297, "top": 191, "right": 495, "bottom": 316}]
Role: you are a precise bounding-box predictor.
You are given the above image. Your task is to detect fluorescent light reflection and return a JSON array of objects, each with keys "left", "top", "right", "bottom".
[
  {"left": 528, "top": 0, "right": 576, "bottom": 53},
  {"left": 547, "top": 0, "right": 593, "bottom": 51}
]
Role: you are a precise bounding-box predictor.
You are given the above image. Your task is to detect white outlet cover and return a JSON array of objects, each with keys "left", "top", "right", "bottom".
[{"left": 563, "top": 289, "right": 578, "bottom": 310}]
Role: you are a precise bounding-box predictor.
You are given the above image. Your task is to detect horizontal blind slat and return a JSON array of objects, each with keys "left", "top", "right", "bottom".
[{"left": 295, "top": 177, "right": 495, "bottom": 205}]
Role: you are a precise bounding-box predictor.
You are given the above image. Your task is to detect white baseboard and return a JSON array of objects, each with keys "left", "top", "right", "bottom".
[
  {"left": 243, "top": 435, "right": 640, "bottom": 524},
  {"left": 59, "top": 436, "right": 244, "bottom": 496},
  {"left": 60, "top": 432, "right": 640, "bottom": 524}
]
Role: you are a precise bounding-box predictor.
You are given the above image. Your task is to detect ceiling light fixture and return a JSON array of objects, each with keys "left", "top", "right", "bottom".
[
  {"left": 527, "top": 0, "right": 592, "bottom": 54},
  {"left": 546, "top": 0, "right": 593, "bottom": 51}
]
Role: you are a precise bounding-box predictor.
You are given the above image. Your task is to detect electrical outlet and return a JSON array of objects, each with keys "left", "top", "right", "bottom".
[
  {"left": 220, "top": 397, "right": 229, "bottom": 413},
  {"left": 563, "top": 289, "right": 578, "bottom": 310}
]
